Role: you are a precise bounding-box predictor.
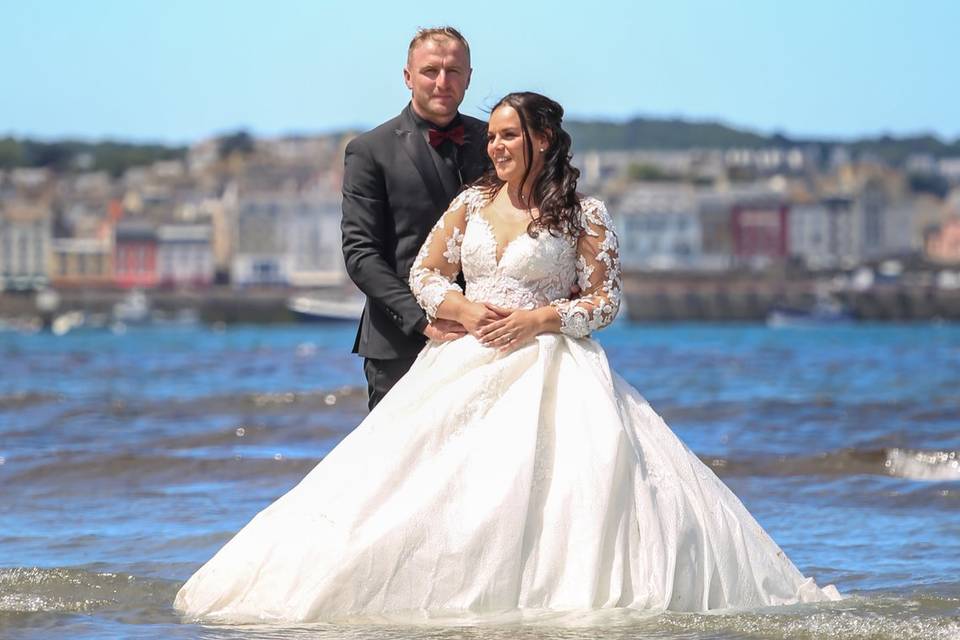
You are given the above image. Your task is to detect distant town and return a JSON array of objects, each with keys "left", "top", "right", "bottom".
[{"left": 1, "top": 120, "right": 959, "bottom": 326}]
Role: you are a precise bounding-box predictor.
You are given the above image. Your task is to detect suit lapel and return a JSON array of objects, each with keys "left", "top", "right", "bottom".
[{"left": 397, "top": 106, "right": 450, "bottom": 214}]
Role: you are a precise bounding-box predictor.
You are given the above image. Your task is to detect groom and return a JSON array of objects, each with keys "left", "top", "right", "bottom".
[{"left": 341, "top": 27, "right": 490, "bottom": 410}]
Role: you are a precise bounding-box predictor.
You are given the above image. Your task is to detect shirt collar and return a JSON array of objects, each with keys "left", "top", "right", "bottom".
[{"left": 409, "top": 104, "right": 463, "bottom": 133}]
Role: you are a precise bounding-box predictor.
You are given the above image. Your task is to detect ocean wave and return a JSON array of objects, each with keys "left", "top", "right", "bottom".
[
  {"left": 6, "top": 446, "right": 959, "bottom": 490},
  {"left": 703, "top": 447, "right": 960, "bottom": 481},
  {"left": 96, "top": 387, "right": 369, "bottom": 420},
  {"left": 0, "top": 392, "right": 62, "bottom": 411},
  {"left": 5, "top": 453, "right": 319, "bottom": 490},
  {"left": 0, "top": 566, "right": 176, "bottom": 615},
  {"left": 1, "top": 567, "right": 958, "bottom": 639},
  {"left": 6, "top": 448, "right": 960, "bottom": 504},
  {"left": 884, "top": 449, "right": 960, "bottom": 481},
  {"left": 655, "top": 595, "right": 960, "bottom": 640}
]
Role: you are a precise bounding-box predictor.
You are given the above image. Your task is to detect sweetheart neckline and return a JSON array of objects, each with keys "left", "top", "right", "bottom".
[{"left": 470, "top": 214, "right": 533, "bottom": 268}]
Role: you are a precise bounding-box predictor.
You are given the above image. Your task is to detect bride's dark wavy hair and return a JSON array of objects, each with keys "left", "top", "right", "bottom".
[{"left": 475, "top": 92, "right": 584, "bottom": 239}]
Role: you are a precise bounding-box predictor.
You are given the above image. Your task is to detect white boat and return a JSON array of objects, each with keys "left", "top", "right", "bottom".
[
  {"left": 51, "top": 311, "right": 86, "bottom": 336},
  {"left": 113, "top": 289, "right": 151, "bottom": 325},
  {"left": 767, "top": 296, "right": 854, "bottom": 328},
  {"left": 287, "top": 295, "right": 364, "bottom": 323}
]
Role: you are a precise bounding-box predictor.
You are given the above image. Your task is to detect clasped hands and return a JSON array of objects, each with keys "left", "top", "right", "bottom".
[
  {"left": 426, "top": 302, "right": 556, "bottom": 352},
  {"left": 464, "top": 302, "right": 545, "bottom": 352},
  {"left": 424, "top": 286, "right": 579, "bottom": 351}
]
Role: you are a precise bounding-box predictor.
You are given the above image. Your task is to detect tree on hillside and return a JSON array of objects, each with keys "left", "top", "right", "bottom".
[{"left": 218, "top": 131, "right": 255, "bottom": 159}]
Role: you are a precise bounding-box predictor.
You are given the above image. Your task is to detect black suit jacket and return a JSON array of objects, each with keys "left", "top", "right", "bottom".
[{"left": 341, "top": 104, "right": 489, "bottom": 359}]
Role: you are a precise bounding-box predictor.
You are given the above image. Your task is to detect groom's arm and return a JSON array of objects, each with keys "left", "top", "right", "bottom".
[{"left": 341, "top": 137, "right": 429, "bottom": 336}]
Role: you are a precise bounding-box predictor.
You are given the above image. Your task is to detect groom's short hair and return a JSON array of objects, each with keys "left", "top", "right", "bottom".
[{"left": 407, "top": 26, "right": 471, "bottom": 64}]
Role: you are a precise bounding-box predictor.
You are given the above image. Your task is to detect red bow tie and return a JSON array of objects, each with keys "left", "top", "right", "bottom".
[{"left": 428, "top": 125, "right": 465, "bottom": 147}]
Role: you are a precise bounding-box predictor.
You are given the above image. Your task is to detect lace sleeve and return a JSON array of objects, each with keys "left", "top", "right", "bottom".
[
  {"left": 550, "top": 199, "right": 622, "bottom": 338},
  {"left": 409, "top": 191, "right": 471, "bottom": 321}
]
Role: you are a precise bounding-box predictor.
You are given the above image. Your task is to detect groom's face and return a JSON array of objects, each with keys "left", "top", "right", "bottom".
[{"left": 404, "top": 37, "right": 471, "bottom": 127}]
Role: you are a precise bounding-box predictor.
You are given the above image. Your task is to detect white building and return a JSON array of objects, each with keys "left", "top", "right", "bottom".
[
  {"left": 612, "top": 184, "right": 703, "bottom": 271},
  {"left": 789, "top": 197, "right": 858, "bottom": 268},
  {"left": 856, "top": 181, "right": 914, "bottom": 259},
  {"left": 231, "top": 187, "right": 344, "bottom": 287},
  {"left": 0, "top": 200, "right": 52, "bottom": 290},
  {"left": 284, "top": 191, "right": 344, "bottom": 287},
  {"left": 157, "top": 224, "right": 215, "bottom": 288}
]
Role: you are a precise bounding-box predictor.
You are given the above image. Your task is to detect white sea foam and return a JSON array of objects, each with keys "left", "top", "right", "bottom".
[{"left": 885, "top": 448, "right": 960, "bottom": 481}]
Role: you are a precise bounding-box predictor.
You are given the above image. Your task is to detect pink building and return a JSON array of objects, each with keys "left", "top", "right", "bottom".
[{"left": 113, "top": 221, "right": 158, "bottom": 289}]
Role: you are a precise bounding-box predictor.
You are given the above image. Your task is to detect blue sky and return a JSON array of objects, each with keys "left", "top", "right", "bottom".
[{"left": 3, "top": 0, "right": 957, "bottom": 144}]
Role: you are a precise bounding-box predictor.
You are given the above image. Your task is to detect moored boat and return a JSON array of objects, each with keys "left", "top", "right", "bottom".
[{"left": 287, "top": 295, "right": 364, "bottom": 323}]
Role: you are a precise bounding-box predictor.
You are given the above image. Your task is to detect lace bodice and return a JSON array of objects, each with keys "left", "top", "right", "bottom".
[{"left": 409, "top": 186, "right": 622, "bottom": 338}]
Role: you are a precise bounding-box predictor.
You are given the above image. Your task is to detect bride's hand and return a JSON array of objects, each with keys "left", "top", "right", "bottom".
[
  {"left": 478, "top": 309, "right": 544, "bottom": 352},
  {"left": 458, "top": 301, "right": 504, "bottom": 335}
]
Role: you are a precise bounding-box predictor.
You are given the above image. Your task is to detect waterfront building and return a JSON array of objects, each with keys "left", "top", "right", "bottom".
[
  {"left": 696, "top": 192, "right": 736, "bottom": 269},
  {"left": 231, "top": 186, "right": 344, "bottom": 287},
  {"left": 156, "top": 224, "right": 214, "bottom": 288},
  {"left": 284, "top": 190, "right": 345, "bottom": 287},
  {"left": 114, "top": 220, "right": 158, "bottom": 289},
  {"left": 612, "top": 184, "right": 703, "bottom": 271},
  {"left": 232, "top": 194, "right": 289, "bottom": 286},
  {"left": 789, "top": 197, "right": 858, "bottom": 268},
  {"left": 698, "top": 186, "right": 791, "bottom": 268},
  {"left": 197, "top": 190, "right": 235, "bottom": 282},
  {"left": 839, "top": 170, "right": 916, "bottom": 260},
  {"left": 731, "top": 202, "right": 789, "bottom": 267},
  {"left": 50, "top": 237, "right": 113, "bottom": 288},
  {"left": 0, "top": 199, "right": 52, "bottom": 291}
]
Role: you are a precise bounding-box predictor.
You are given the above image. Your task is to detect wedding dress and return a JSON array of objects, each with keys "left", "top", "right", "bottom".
[{"left": 174, "top": 187, "right": 839, "bottom": 623}]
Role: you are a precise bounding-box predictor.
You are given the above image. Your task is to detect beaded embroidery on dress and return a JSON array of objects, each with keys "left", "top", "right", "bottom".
[{"left": 174, "top": 187, "right": 839, "bottom": 623}]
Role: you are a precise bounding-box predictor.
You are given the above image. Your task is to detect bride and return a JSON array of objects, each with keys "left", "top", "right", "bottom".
[{"left": 174, "top": 92, "right": 839, "bottom": 622}]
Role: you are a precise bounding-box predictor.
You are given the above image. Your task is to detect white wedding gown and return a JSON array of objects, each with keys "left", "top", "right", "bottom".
[{"left": 175, "top": 187, "right": 839, "bottom": 623}]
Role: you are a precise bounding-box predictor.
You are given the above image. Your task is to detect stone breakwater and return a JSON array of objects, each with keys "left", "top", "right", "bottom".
[
  {"left": 621, "top": 273, "right": 960, "bottom": 322},
  {"left": 0, "top": 288, "right": 299, "bottom": 324},
  {"left": 2, "top": 277, "right": 959, "bottom": 324}
]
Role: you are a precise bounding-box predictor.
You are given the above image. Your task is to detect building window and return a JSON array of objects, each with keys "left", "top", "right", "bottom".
[{"left": 253, "top": 260, "right": 277, "bottom": 282}]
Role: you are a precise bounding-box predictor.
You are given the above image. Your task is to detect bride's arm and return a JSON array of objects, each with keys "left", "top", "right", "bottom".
[
  {"left": 550, "top": 199, "right": 622, "bottom": 337},
  {"left": 409, "top": 194, "right": 501, "bottom": 335}
]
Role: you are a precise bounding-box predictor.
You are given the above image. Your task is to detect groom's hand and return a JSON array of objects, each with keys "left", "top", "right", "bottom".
[
  {"left": 482, "top": 303, "right": 512, "bottom": 317},
  {"left": 422, "top": 318, "right": 467, "bottom": 342}
]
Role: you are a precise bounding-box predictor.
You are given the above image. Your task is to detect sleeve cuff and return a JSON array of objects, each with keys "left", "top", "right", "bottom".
[{"left": 411, "top": 313, "right": 429, "bottom": 336}]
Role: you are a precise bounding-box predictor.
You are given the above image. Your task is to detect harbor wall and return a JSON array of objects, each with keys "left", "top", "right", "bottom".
[
  {"left": 622, "top": 273, "right": 960, "bottom": 322},
  {"left": 3, "top": 278, "right": 960, "bottom": 324}
]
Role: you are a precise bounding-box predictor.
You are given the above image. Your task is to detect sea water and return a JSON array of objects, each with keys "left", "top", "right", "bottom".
[{"left": 1, "top": 322, "right": 958, "bottom": 639}]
